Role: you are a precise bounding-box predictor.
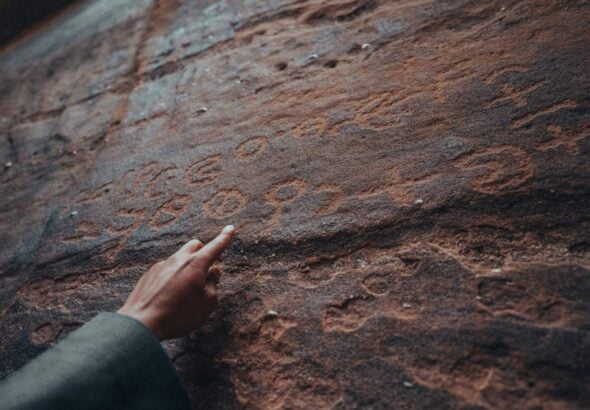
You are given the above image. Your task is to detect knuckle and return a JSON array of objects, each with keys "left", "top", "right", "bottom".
[{"left": 189, "top": 254, "right": 206, "bottom": 269}]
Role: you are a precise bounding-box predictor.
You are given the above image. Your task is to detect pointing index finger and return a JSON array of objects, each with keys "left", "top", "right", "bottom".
[{"left": 195, "top": 225, "right": 235, "bottom": 267}]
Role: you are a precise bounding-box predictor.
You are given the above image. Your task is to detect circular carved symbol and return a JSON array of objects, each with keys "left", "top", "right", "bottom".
[
  {"left": 203, "top": 189, "right": 247, "bottom": 219},
  {"left": 235, "top": 136, "right": 268, "bottom": 160}
]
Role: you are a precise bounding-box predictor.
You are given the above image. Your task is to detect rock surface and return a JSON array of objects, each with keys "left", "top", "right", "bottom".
[{"left": 1, "top": 0, "right": 590, "bottom": 408}]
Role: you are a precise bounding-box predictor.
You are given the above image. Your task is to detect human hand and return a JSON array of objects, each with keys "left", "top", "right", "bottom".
[{"left": 117, "top": 225, "right": 235, "bottom": 340}]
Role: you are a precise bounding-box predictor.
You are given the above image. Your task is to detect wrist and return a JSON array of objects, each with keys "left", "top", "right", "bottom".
[{"left": 117, "top": 308, "right": 163, "bottom": 340}]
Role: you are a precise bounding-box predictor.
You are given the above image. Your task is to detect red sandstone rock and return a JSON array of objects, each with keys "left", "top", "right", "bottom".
[{"left": 1, "top": 0, "right": 589, "bottom": 408}]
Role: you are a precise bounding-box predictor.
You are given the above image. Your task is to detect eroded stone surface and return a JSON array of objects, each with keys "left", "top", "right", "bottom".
[{"left": 1, "top": 0, "right": 590, "bottom": 408}]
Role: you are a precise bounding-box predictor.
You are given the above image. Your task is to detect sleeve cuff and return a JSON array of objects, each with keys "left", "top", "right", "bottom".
[{"left": 0, "top": 312, "right": 191, "bottom": 410}]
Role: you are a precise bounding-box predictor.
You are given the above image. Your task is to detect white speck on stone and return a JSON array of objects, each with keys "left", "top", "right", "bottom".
[
  {"left": 70, "top": 211, "right": 78, "bottom": 216},
  {"left": 362, "top": 43, "right": 371, "bottom": 49},
  {"left": 476, "top": 295, "right": 482, "bottom": 300},
  {"left": 403, "top": 381, "right": 414, "bottom": 388},
  {"left": 500, "top": 6, "right": 506, "bottom": 11},
  {"left": 271, "top": 253, "right": 276, "bottom": 257},
  {"left": 197, "top": 107, "right": 208, "bottom": 113},
  {"left": 491, "top": 268, "right": 502, "bottom": 273},
  {"left": 415, "top": 198, "right": 424, "bottom": 204},
  {"left": 308, "top": 54, "right": 319, "bottom": 60},
  {"left": 267, "top": 310, "right": 278, "bottom": 317},
  {"left": 5, "top": 161, "right": 12, "bottom": 167},
  {"left": 403, "top": 303, "right": 411, "bottom": 308}
]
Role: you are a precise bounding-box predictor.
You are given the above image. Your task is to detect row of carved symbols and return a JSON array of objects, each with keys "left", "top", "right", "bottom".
[{"left": 484, "top": 64, "right": 585, "bottom": 154}]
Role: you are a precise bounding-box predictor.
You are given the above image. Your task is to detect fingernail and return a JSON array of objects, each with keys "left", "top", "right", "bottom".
[{"left": 223, "top": 225, "right": 235, "bottom": 234}]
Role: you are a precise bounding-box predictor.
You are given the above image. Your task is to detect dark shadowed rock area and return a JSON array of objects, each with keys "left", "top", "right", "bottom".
[{"left": 1, "top": 0, "right": 590, "bottom": 408}]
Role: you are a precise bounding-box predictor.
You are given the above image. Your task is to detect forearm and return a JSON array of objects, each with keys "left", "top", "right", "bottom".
[{"left": 0, "top": 313, "right": 190, "bottom": 410}]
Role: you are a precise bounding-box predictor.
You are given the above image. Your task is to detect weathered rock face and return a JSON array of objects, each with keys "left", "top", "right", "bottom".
[{"left": 1, "top": 0, "right": 589, "bottom": 408}]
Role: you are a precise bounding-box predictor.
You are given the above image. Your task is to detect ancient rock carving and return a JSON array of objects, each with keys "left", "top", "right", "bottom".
[
  {"left": 144, "top": 166, "right": 177, "bottom": 200},
  {"left": 149, "top": 194, "right": 192, "bottom": 228},
  {"left": 263, "top": 178, "right": 308, "bottom": 232},
  {"left": 322, "top": 296, "right": 375, "bottom": 332},
  {"left": 202, "top": 188, "right": 247, "bottom": 220},
  {"left": 361, "top": 270, "right": 392, "bottom": 296},
  {"left": 235, "top": 136, "right": 269, "bottom": 160},
  {"left": 354, "top": 92, "right": 413, "bottom": 131},
  {"left": 485, "top": 81, "right": 546, "bottom": 109},
  {"left": 107, "top": 208, "right": 146, "bottom": 234},
  {"left": 511, "top": 100, "right": 578, "bottom": 129},
  {"left": 359, "top": 166, "right": 437, "bottom": 205},
  {"left": 185, "top": 154, "right": 222, "bottom": 185},
  {"left": 454, "top": 146, "right": 533, "bottom": 194},
  {"left": 484, "top": 65, "right": 530, "bottom": 85},
  {"left": 292, "top": 117, "right": 328, "bottom": 139},
  {"left": 536, "top": 124, "right": 590, "bottom": 155}
]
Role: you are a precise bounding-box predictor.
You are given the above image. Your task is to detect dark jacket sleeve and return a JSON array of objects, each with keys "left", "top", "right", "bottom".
[{"left": 0, "top": 312, "right": 191, "bottom": 410}]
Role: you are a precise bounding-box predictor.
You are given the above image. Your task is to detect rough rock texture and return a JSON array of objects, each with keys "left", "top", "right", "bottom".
[{"left": 1, "top": 0, "right": 590, "bottom": 408}]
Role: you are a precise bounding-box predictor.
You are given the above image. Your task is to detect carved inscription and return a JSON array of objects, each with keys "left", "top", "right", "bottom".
[
  {"left": 484, "top": 65, "right": 530, "bottom": 85},
  {"left": 203, "top": 189, "right": 247, "bottom": 220},
  {"left": 236, "top": 136, "right": 269, "bottom": 160},
  {"left": 150, "top": 195, "right": 192, "bottom": 228},
  {"left": 263, "top": 179, "right": 308, "bottom": 232},
  {"left": 185, "top": 154, "right": 222, "bottom": 185},
  {"left": 359, "top": 167, "right": 438, "bottom": 206},
  {"left": 454, "top": 146, "right": 533, "bottom": 193},
  {"left": 322, "top": 296, "right": 375, "bottom": 332},
  {"left": 107, "top": 208, "right": 146, "bottom": 234},
  {"left": 511, "top": 100, "right": 578, "bottom": 129},
  {"left": 292, "top": 117, "right": 328, "bottom": 139},
  {"left": 537, "top": 124, "right": 589, "bottom": 155},
  {"left": 353, "top": 92, "right": 413, "bottom": 131},
  {"left": 145, "top": 166, "right": 177, "bottom": 200},
  {"left": 362, "top": 271, "right": 391, "bottom": 296},
  {"left": 485, "top": 81, "right": 546, "bottom": 109},
  {"left": 63, "top": 118, "right": 543, "bottom": 248}
]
